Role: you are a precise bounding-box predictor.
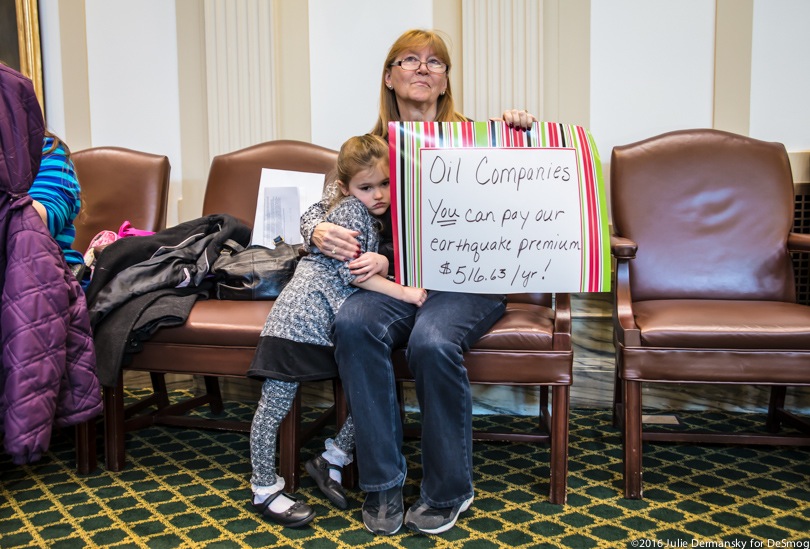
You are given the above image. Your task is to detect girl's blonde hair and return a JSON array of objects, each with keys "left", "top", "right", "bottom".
[
  {"left": 371, "top": 29, "right": 467, "bottom": 138},
  {"left": 327, "top": 134, "right": 389, "bottom": 209}
]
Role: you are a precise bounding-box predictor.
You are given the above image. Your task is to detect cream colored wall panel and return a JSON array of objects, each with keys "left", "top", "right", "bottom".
[
  {"left": 590, "top": 0, "right": 715, "bottom": 158},
  {"left": 549, "top": 0, "right": 590, "bottom": 128},
  {"left": 41, "top": 0, "right": 92, "bottom": 150},
  {"left": 713, "top": 0, "right": 753, "bottom": 136},
  {"left": 275, "top": 0, "right": 312, "bottom": 142},
  {"left": 789, "top": 151, "right": 809, "bottom": 183},
  {"left": 433, "top": 0, "right": 463, "bottom": 110},
  {"left": 308, "top": 0, "right": 433, "bottom": 150},
  {"left": 176, "top": 0, "right": 209, "bottom": 222},
  {"left": 84, "top": 0, "right": 183, "bottom": 225},
  {"left": 203, "top": 0, "right": 277, "bottom": 158},
  {"left": 39, "top": 0, "right": 64, "bottom": 133},
  {"left": 749, "top": 0, "right": 810, "bottom": 151},
  {"left": 462, "top": 0, "right": 542, "bottom": 121}
]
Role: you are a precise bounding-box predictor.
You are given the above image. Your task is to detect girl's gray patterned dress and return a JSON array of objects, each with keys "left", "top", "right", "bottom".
[{"left": 247, "top": 195, "right": 380, "bottom": 380}]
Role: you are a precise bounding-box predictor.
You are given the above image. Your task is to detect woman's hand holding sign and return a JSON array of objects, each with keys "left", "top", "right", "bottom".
[{"left": 497, "top": 109, "right": 537, "bottom": 130}]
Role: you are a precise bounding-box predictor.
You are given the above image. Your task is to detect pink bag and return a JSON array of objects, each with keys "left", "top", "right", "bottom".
[
  {"left": 117, "top": 220, "right": 155, "bottom": 238},
  {"left": 85, "top": 230, "right": 118, "bottom": 253},
  {"left": 83, "top": 220, "right": 156, "bottom": 269}
]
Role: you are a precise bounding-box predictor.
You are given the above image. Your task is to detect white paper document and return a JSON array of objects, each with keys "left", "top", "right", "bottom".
[{"left": 252, "top": 169, "right": 326, "bottom": 247}]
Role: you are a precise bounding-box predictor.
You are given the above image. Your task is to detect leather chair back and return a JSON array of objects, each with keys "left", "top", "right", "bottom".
[
  {"left": 202, "top": 140, "right": 337, "bottom": 227},
  {"left": 72, "top": 146, "right": 170, "bottom": 254},
  {"left": 611, "top": 129, "right": 796, "bottom": 303}
]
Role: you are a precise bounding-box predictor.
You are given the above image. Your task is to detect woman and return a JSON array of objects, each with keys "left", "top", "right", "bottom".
[{"left": 302, "top": 29, "right": 536, "bottom": 536}]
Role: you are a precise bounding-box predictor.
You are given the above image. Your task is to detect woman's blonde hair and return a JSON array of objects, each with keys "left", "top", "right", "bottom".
[
  {"left": 327, "top": 134, "right": 389, "bottom": 209},
  {"left": 371, "top": 29, "right": 467, "bottom": 138}
]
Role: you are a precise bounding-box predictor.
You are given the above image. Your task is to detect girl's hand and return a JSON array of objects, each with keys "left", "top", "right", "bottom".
[
  {"left": 348, "top": 252, "right": 389, "bottom": 282},
  {"left": 402, "top": 287, "right": 428, "bottom": 307},
  {"left": 497, "top": 109, "right": 537, "bottom": 130},
  {"left": 313, "top": 222, "right": 360, "bottom": 261}
]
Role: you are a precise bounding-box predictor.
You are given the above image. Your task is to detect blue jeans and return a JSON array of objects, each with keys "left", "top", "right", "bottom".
[{"left": 332, "top": 290, "right": 505, "bottom": 508}]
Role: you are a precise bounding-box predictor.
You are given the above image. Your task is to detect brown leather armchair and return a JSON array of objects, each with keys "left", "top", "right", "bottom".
[
  {"left": 394, "top": 292, "right": 573, "bottom": 504},
  {"left": 71, "top": 146, "right": 171, "bottom": 474},
  {"left": 72, "top": 147, "right": 170, "bottom": 254},
  {"left": 610, "top": 128, "right": 810, "bottom": 499},
  {"left": 102, "top": 140, "right": 346, "bottom": 491}
]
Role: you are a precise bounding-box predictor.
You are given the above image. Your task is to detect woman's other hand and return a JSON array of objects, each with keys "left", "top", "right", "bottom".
[
  {"left": 498, "top": 109, "right": 538, "bottom": 131},
  {"left": 402, "top": 286, "right": 428, "bottom": 307},
  {"left": 348, "top": 252, "right": 389, "bottom": 282},
  {"left": 313, "top": 221, "right": 361, "bottom": 261}
]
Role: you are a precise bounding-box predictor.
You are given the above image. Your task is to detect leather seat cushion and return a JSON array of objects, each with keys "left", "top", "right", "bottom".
[
  {"left": 634, "top": 299, "right": 810, "bottom": 349},
  {"left": 393, "top": 301, "right": 572, "bottom": 384},
  {"left": 142, "top": 297, "right": 569, "bottom": 383},
  {"left": 150, "top": 298, "right": 556, "bottom": 350},
  {"left": 149, "top": 299, "right": 274, "bottom": 347},
  {"left": 473, "top": 301, "right": 555, "bottom": 351}
]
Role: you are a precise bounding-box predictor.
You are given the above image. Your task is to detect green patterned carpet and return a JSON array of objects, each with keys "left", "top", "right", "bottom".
[{"left": 1, "top": 391, "right": 809, "bottom": 548}]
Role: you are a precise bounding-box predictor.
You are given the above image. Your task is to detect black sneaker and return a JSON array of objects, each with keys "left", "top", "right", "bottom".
[
  {"left": 404, "top": 495, "right": 474, "bottom": 535},
  {"left": 361, "top": 481, "right": 404, "bottom": 536}
]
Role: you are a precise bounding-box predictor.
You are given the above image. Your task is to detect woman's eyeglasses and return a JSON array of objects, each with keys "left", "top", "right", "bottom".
[{"left": 390, "top": 56, "right": 447, "bottom": 74}]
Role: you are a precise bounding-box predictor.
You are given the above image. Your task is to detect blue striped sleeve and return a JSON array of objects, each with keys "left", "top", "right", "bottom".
[{"left": 28, "top": 136, "right": 84, "bottom": 264}]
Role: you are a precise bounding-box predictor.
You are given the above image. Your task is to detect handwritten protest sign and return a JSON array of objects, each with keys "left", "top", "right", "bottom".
[{"left": 389, "top": 121, "right": 610, "bottom": 293}]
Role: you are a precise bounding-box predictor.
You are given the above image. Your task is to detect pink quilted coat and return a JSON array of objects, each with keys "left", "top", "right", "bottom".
[{"left": 0, "top": 65, "right": 102, "bottom": 464}]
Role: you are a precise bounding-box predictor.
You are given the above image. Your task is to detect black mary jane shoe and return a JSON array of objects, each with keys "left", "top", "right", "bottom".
[
  {"left": 305, "top": 455, "right": 349, "bottom": 510},
  {"left": 252, "top": 491, "right": 316, "bottom": 528}
]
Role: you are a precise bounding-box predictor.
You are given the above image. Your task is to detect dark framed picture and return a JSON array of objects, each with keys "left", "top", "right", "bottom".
[{"left": 0, "top": 0, "right": 43, "bottom": 105}]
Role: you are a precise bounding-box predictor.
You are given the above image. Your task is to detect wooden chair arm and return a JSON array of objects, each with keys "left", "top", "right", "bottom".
[
  {"left": 788, "top": 232, "right": 810, "bottom": 253},
  {"left": 552, "top": 292, "right": 572, "bottom": 350},
  {"left": 611, "top": 234, "right": 638, "bottom": 259},
  {"left": 613, "top": 255, "right": 641, "bottom": 347}
]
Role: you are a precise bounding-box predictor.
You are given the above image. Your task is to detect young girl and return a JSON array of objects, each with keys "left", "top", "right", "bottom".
[
  {"left": 247, "top": 134, "right": 426, "bottom": 527},
  {"left": 29, "top": 130, "right": 88, "bottom": 286}
]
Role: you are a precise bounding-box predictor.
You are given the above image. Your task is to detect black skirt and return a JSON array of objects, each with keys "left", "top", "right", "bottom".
[{"left": 247, "top": 335, "right": 338, "bottom": 382}]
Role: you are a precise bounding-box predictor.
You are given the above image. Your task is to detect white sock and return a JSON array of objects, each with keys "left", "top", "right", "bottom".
[
  {"left": 322, "top": 438, "right": 351, "bottom": 483},
  {"left": 252, "top": 476, "right": 296, "bottom": 513},
  {"left": 324, "top": 460, "right": 342, "bottom": 483}
]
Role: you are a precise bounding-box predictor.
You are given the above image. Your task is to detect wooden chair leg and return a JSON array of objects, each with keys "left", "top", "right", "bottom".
[
  {"left": 623, "top": 379, "right": 643, "bottom": 499},
  {"left": 539, "top": 385, "right": 549, "bottom": 431},
  {"left": 203, "top": 376, "right": 224, "bottom": 415},
  {"left": 612, "top": 348, "right": 624, "bottom": 428},
  {"left": 278, "top": 388, "right": 302, "bottom": 491},
  {"left": 548, "top": 385, "right": 569, "bottom": 505},
  {"left": 75, "top": 418, "right": 98, "bottom": 474},
  {"left": 150, "top": 373, "right": 171, "bottom": 409},
  {"left": 104, "top": 371, "right": 127, "bottom": 472},
  {"left": 766, "top": 386, "right": 787, "bottom": 432}
]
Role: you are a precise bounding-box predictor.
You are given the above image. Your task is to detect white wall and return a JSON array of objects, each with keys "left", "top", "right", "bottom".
[
  {"left": 750, "top": 0, "right": 810, "bottom": 151},
  {"left": 590, "top": 0, "right": 716, "bottom": 159},
  {"left": 38, "top": 0, "right": 65, "bottom": 135},
  {"left": 308, "top": 0, "right": 433, "bottom": 150},
  {"left": 38, "top": 0, "right": 810, "bottom": 229},
  {"left": 83, "top": 0, "right": 183, "bottom": 225}
]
